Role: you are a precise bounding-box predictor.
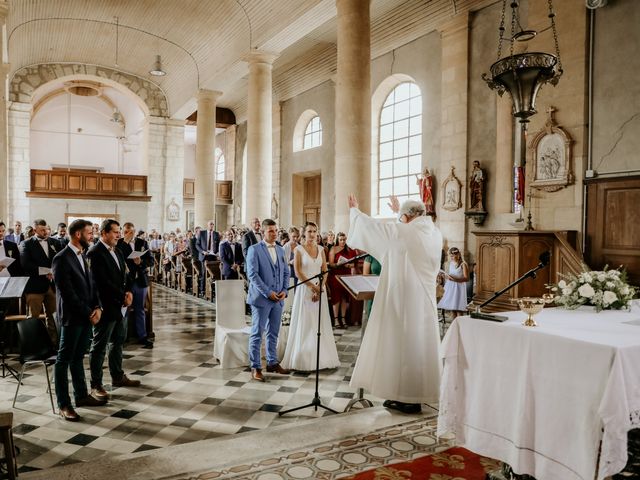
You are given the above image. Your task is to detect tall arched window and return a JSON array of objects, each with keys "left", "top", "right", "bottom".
[
  {"left": 377, "top": 82, "right": 422, "bottom": 216},
  {"left": 215, "top": 147, "right": 225, "bottom": 180},
  {"left": 303, "top": 115, "right": 322, "bottom": 149}
]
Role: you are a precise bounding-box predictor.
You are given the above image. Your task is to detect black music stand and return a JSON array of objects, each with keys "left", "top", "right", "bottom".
[
  {"left": 0, "top": 277, "right": 30, "bottom": 381},
  {"left": 279, "top": 253, "right": 368, "bottom": 417},
  {"left": 279, "top": 267, "right": 338, "bottom": 416}
]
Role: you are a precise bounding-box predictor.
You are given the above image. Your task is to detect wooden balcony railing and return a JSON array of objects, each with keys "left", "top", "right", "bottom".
[
  {"left": 28, "top": 169, "right": 150, "bottom": 201},
  {"left": 183, "top": 179, "right": 233, "bottom": 204}
]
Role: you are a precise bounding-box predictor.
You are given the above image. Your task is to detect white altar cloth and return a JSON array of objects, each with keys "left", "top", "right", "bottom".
[{"left": 437, "top": 307, "right": 640, "bottom": 480}]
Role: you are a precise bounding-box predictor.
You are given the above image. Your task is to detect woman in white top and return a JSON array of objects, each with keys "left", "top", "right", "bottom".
[
  {"left": 282, "top": 222, "right": 341, "bottom": 371},
  {"left": 437, "top": 247, "right": 469, "bottom": 318}
]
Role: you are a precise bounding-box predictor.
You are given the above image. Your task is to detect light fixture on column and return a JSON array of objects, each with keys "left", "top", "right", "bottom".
[
  {"left": 482, "top": 0, "right": 562, "bottom": 211},
  {"left": 149, "top": 55, "right": 167, "bottom": 76}
]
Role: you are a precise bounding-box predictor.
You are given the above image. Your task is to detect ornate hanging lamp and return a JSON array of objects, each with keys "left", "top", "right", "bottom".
[{"left": 482, "top": 0, "right": 563, "bottom": 208}]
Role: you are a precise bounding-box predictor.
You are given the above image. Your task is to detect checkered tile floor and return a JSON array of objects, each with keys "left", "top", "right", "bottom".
[{"left": 0, "top": 284, "right": 385, "bottom": 474}]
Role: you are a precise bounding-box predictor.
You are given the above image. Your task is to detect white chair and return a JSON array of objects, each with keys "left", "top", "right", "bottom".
[{"left": 213, "top": 280, "right": 251, "bottom": 368}]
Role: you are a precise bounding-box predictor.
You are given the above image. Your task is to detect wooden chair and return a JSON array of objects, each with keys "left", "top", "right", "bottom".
[
  {"left": 182, "top": 256, "right": 194, "bottom": 294},
  {"left": 192, "top": 259, "right": 202, "bottom": 296},
  {"left": 0, "top": 412, "right": 18, "bottom": 480}
]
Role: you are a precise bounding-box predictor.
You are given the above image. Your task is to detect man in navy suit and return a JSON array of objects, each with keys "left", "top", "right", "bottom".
[
  {"left": 246, "top": 219, "right": 290, "bottom": 381},
  {"left": 52, "top": 219, "right": 106, "bottom": 421},
  {"left": 19, "top": 219, "right": 60, "bottom": 345},
  {"left": 87, "top": 219, "right": 138, "bottom": 401},
  {"left": 220, "top": 230, "right": 244, "bottom": 280},
  {"left": 195, "top": 220, "right": 220, "bottom": 296},
  {"left": 6, "top": 221, "right": 24, "bottom": 245},
  {"left": 242, "top": 217, "right": 262, "bottom": 261}
]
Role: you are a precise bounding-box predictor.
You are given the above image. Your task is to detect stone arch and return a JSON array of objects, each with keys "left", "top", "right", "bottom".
[{"left": 10, "top": 63, "right": 168, "bottom": 117}]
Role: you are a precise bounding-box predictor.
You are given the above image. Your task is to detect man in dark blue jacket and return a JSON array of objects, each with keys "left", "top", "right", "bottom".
[{"left": 52, "top": 219, "right": 106, "bottom": 421}]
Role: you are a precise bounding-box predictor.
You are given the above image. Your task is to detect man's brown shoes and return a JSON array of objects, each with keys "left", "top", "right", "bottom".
[
  {"left": 252, "top": 368, "right": 265, "bottom": 382},
  {"left": 59, "top": 405, "right": 80, "bottom": 422},
  {"left": 112, "top": 375, "right": 141, "bottom": 388},
  {"left": 266, "top": 363, "right": 290, "bottom": 375},
  {"left": 91, "top": 385, "right": 110, "bottom": 401},
  {"left": 76, "top": 395, "right": 107, "bottom": 407}
]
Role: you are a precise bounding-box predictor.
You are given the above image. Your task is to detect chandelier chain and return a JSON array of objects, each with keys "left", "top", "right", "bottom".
[
  {"left": 548, "top": 0, "right": 563, "bottom": 73},
  {"left": 497, "top": 0, "right": 507, "bottom": 60},
  {"left": 509, "top": 1, "right": 517, "bottom": 58}
]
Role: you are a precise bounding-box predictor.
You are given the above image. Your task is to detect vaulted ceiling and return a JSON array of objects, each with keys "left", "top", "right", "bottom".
[{"left": 7, "top": 0, "right": 496, "bottom": 121}]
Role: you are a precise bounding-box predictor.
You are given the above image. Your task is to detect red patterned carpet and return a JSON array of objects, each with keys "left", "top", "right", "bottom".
[{"left": 344, "top": 446, "right": 500, "bottom": 480}]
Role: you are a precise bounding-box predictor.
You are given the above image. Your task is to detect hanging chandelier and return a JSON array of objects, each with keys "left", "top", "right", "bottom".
[{"left": 482, "top": 0, "right": 563, "bottom": 123}]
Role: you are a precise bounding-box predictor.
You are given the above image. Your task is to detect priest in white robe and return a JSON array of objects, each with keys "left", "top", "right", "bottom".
[{"left": 347, "top": 194, "right": 443, "bottom": 413}]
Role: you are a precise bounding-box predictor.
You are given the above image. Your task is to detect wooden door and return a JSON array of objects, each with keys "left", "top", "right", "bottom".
[
  {"left": 585, "top": 176, "right": 640, "bottom": 285},
  {"left": 303, "top": 175, "right": 321, "bottom": 228}
]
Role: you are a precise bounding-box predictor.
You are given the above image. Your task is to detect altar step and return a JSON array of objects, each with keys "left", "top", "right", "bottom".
[{"left": 22, "top": 406, "right": 443, "bottom": 480}]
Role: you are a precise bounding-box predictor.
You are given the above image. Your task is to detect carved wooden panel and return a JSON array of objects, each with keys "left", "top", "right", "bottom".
[
  {"left": 68, "top": 175, "right": 82, "bottom": 191},
  {"left": 28, "top": 169, "right": 149, "bottom": 201},
  {"left": 101, "top": 177, "right": 114, "bottom": 192},
  {"left": 472, "top": 230, "right": 579, "bottom": 312},
  {"left": 131, "top": 178, "right": 145, "bottom": 194},
  {"left": 183, "top": 179, "right": 231, "bottom": 203},
  {"left": 304, "top": 175, "right": 321, "bottom": 207},
  {"left": 116, "top": 177, "right": 130, "bottom": 193},
  {"left": 586, "top": 177, "right": 640, "bottom": 285},
  {"left": 85, "top": 176, "right": 98, "bottom": 191},
  {"left": 50, "top": 173, "right": 66, "bottom": 191}
]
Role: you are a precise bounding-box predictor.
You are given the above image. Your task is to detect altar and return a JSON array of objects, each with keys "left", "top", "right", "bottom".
[{"left": 437, "top": 306, "right": 640, "bottom": 480}]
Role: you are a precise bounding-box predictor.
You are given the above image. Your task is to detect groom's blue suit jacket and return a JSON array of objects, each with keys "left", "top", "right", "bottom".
[{"left": 246, "top": 241, "right": 290, "bottom": 307}]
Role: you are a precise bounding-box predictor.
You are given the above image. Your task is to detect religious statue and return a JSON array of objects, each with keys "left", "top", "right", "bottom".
[
  {"left": 416, "top": 167, "right": 435, "bottom": 215},
  {"left": 167, "top": 197, "right": 180, "bottom": 221},
  {"left": 271, "top": 193, "right": 279, "bottom": 221},
  {"left": 469, "top": 161, "right": 485, "bottom": 212}
]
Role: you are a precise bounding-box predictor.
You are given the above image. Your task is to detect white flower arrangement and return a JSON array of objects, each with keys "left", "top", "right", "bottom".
[{"left": 550, "top": 266, "right": 637, "bottom": 312}]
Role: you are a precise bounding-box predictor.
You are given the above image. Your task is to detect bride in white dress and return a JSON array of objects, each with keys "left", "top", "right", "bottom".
[{"left": 282, "top": 222, "right": 341, "bottom": 371}]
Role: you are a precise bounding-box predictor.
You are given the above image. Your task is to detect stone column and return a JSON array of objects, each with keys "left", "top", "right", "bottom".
[
  {"left": 7, "top": 102, "right": 31, "bottom": 224},
  {"left": 334, "top": 0, "right": 371, "bottom": 232},
  {"left": 195, "top": 89, "right": 221, "bottom": 228},
  {"left": 245, "top": 51, "right": 277, "bottom": 221},
  {"left": 437, "top": 13, "right": 469, "bottom": 251},
  {"left": 0, "top": 2, "right": 9, "bottom": 221}
]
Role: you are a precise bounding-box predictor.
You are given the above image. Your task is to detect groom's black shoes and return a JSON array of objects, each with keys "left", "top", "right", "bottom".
[
  {"left": 266, "top": 363, "right": 290, "bottom": 375},
  {"left": 252, "top": 368, "right": 265, "bottom": 382}
]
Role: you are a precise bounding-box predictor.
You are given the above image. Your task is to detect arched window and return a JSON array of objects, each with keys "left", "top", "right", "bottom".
[
  {"left": 377, "top": 82, "right": 422, "bottom": 216},
  {"left": 303, "top": 115, "right": 322, "bottom": 149},
  {"left": 215, "top": 147, "right": 225, "bottom": 180}
]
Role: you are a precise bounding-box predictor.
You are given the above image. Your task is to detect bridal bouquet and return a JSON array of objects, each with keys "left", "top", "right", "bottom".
[{"left": 550, "top": 266, "right": 637, "bottom": 312}]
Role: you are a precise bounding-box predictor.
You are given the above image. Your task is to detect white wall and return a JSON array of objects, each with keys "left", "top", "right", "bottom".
[{"left": 30, "top": 89, "right": 146, "bottom": 174}]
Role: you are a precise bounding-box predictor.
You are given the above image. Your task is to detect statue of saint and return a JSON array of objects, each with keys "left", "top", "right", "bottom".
[
  {"left": 416, "top": 168, "right": 435, "bottom": 215},
  {"left": 469, "top": 161, "right": 485, "bottom": 211}
]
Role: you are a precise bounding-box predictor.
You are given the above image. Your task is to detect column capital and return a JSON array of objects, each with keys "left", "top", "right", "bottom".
[
  {"left": 437, "top": 12, "right": 469, "bottom": 37},
  {"left": 197, "top": 89, "right": 222, "bottom": 101},
  {"left": 244, "top": 50, "right": 279, "bottom": 65}
]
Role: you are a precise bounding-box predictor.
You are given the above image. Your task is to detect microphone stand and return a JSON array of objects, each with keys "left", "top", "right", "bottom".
[
  {"left": 279, "top": 266, "right": 338, "bottom": 416},
  {"left": 471, "top": 253, "right": 551, "bottom": 322},
  {"left": 279, "top": 251, "right": 368, "bottom": 417}
]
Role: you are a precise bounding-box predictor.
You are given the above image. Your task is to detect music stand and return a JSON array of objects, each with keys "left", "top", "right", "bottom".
[
  {"left": 279, "top": 268, "right": 338, "bottom": 416},
  {"left": 336, "top": 274, "right": 378, "bottom": 412},
  {"left": 279, "top": 253, "right": 368, "bottom": 417},
  {"left": 0, "top": 277, "right": 30, "bottom": 381}
]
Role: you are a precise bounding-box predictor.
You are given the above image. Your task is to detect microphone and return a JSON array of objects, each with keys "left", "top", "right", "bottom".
[{"left": 471, "top": 250, "right": 552, "bottom": 322}]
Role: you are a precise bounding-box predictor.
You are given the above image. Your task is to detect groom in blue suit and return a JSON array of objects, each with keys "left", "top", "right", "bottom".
[{"left": 246, "top": 218, "right": 290, "bottom": 381}]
